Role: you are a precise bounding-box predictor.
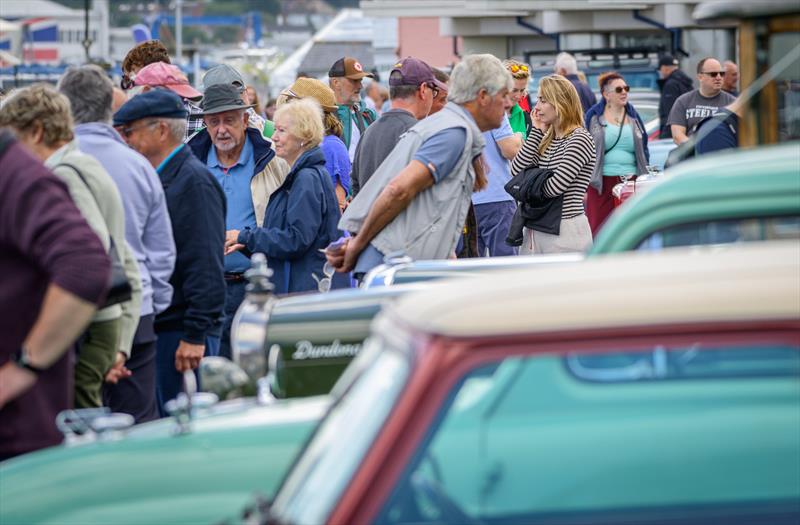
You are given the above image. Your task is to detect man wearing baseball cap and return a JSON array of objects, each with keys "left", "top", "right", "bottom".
[
  {"left": 114, "top": 89, "right": 226, "bottom": 414},
  {"left": 657, "top": 54, "right": 693, "bottom": 139},
  {"left": 351, "top": 56, "right": 443, "bottom": 196},
  {"left": 328, "top": 56, "right": 377, "bottom": 161},
  {"left": 134, "top": 61, "right": 205, "bottom": 141}
]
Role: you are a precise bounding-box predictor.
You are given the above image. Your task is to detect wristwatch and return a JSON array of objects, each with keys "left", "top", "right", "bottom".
[{"left": 13, "top": 346, "right": 47, "bottom": 375}]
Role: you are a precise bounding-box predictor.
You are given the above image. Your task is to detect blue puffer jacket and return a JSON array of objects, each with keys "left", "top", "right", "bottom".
[{"left": 237, "top": 147, "right": 349, "bottom": 295}]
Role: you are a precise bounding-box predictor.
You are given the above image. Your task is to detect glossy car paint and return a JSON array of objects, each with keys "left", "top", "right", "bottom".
[{"left": 0, "top": 396, "right": 329, "bottom": 524}]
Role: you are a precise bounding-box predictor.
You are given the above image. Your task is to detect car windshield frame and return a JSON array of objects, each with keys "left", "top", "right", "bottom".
[{"left": 268, "top": 317, "right": 417, "bottom": 524}]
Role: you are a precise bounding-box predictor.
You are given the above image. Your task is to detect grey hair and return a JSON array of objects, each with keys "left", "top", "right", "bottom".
[
  {"left": 554, "top": 52, "right": 578, "bottom": 75},
  {"left": 161, "top": 117, "right": 186, "bottom": 143},
  {"left": 57, "top": 65, "right": 114, "bottom": 124},
  {"left": 447, "top": 54, "right": 512, "bottom": 104}
]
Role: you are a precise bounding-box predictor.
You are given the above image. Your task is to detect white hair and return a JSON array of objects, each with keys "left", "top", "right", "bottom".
[
  {"left": 448, "top": 54, "right": 512, "bottom": 104},
  {"left": 554, "top": 52, "right": 578, "bottom": 75},
  {"left": 161, "top": 117, "right": 186, "bottom": 143}
]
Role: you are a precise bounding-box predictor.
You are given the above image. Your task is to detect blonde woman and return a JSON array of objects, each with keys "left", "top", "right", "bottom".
[
  {"left": 510, "top": 74, "right": 597, "bottom": 254},
  {"left": 224, "top": 98, "right": 348, "bottom": 294},
  {"left": 503, "top": 59, "right": 532, "bottom": 137}
]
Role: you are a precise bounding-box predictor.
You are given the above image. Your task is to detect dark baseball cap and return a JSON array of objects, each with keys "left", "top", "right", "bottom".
[
  {"left": 658, "top": 55, "right": 679, "bottom": 68},
  {"left": 389, "top": 56, "right": 447, "bottom": 91},
  {"left": 113, "top": 88, "right": 188, "bottom": 126},
  {"left": 328, "top": 57, "right": 374, "bottom": 80}
]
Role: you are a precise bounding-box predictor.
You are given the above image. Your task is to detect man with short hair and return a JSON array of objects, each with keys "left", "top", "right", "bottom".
[
  {"left": 723, "top": 60, "right": 739, "bottom": 96},
  {"left": 187, "top": 84, "right": 286, "bottom": 360},
  {"left": 657, "top": 54, "right": 694, "bottom": 139},
  {"left": 350, "top": 56, "right": 445, "bottom": 196},
  {"left": 668, "top": 57, "right": 736, "bottom": 145},
  {"left": 59, "top": 64, "right": 176, "bottom": 424},
  {"left": 430, "top": 67, "right": 450, "bottom": 115},
  {"left": 554, "top": 52, "right": 596, "bottom": 112},
  {"left": 328, "top": 56, "right": 377, "bottom": 161},
  {"left": 114, "top": 89, "right": 226, "bottom": 414},
  {"left": 328, "top": 54, "right": 513, "bottom": 278}
]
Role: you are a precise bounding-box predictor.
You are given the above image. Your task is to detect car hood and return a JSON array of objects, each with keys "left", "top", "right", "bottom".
[{"left": 0, "top": 396, "right": 330, "bottom": 525}]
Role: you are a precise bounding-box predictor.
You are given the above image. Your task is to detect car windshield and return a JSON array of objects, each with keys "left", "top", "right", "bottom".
[{"left": 268, "top": 327, "right": 413, "bottom": 524}]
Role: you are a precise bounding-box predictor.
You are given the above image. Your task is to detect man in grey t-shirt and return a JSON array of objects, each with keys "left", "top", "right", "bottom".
[{"left": 668, "top": 57, "right": 736, "bottom": 145}]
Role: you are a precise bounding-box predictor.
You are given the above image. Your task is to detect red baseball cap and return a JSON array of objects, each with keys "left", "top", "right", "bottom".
[{"left": 134, "top": 62, "right": 202, "bottom": 100}]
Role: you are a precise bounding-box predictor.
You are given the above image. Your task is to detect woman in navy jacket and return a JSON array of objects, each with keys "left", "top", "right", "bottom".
[{"left": 225, "top": 98, "right": 349, "bottom": 294}]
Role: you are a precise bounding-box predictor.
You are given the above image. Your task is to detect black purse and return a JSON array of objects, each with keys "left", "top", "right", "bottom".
[{"left": 56, "top": 162, "right": 133, "bottom": 308}]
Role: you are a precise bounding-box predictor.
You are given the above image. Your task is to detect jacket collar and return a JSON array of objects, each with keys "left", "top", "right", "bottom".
[
  {"left": 157, "top": 144, "right": 191, "bottom": 188},
  {"left": 281, "top": 146, "right": 325, "bottom": 187},
  {"left": 188, "top": 126, "right": 275, "bottom": 175}
]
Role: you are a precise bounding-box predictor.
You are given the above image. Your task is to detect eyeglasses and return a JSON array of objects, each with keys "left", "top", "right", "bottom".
[
  {"left": 425, "top": 83, "right": 440, "bottom": 99},
  {"left": 612, "top": 85, "right": 631, "bottom": 94},
  {"left": 312, "top": 261, "right": 336, "bottom": 293},
  {"left": 120, "top": 73, "right": 135, "bottom": 91},
  {"left": 509, "top": 64, "right": 529, "bottom": 74},
  {"left": 117, "top": 120, "right": 158, "bottom": 139},
  {"left": 701, "top": 71, "right": 726, "bottom": 78}
]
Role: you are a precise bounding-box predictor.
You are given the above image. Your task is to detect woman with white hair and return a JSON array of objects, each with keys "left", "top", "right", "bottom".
[{"left": 224, "top": 98, "right": 349, "bottom": 294}]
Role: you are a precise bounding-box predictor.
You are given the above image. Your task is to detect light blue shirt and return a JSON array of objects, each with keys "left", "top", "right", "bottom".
[
  {"left": 74, "top": 122, "right": 176, "bottom": 317},
  {"left": 472, "top": 114, "right": 514, "bottom": 205},
  {"left": 207, "top": 137, "right": 257, "bottom": 273}
]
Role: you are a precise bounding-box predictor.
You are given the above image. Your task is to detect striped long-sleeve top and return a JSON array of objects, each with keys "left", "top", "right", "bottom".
[{"left": 510, "top": 126, "right": 596, "bottom": 219}]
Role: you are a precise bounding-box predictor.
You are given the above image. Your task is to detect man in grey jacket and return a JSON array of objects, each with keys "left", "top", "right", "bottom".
[
  {"left": 327, "top": 54, "right": 513, "bottom": 279},
  {"left": 59, "top": 65, "right": 176, "bottom": 423}
]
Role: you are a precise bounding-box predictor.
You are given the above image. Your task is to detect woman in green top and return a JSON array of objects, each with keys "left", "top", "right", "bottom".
[
  {"left": 585, "top": 72, "right": 650, "bottom": 235},
  {"left": 503, "top": 59, "right": 533, "bottom": 138}
]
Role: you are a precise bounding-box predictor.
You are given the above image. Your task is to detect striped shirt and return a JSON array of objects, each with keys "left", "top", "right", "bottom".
[{"left": 510, "top": 126, "right": 596, "bottom": 219}]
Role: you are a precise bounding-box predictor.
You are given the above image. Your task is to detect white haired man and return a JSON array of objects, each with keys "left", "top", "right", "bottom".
[
  {"left": 554, "top": 52, "right": 596, "bottom": 112},
  {"left": 327, "top": 54, "right": 513, "bottom": 280}
]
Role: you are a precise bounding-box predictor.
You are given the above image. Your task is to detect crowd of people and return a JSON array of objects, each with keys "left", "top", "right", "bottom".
[{"left": 0, "top": 39, "right": 742, "bottom": 459}]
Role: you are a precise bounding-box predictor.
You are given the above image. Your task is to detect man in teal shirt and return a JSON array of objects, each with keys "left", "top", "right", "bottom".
[{"left": 329, "top": 56, "right": 378, "bottom": 161}]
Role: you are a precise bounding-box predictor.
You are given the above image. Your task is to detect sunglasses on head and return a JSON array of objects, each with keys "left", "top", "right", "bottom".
[
  {"left": 509, "top": 64, "right": 529, "bottom": 74},
  {"left": 702, "top": 71, "right": 726, "bottom": 78},
  {"left": 120, "top": 73, "right": 135, "bottom": 91}
]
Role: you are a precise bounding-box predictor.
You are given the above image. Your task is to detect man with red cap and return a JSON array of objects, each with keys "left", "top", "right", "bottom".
[
  {"left": 133, "top": 61, "right": 205, "bottom": 141},
  {"left": 328, "top": 56, "right": 377, "bottom": 162}
]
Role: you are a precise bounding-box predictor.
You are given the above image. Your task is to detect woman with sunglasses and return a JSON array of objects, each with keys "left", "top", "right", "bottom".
[
  {"left": 503, "top": 59, "right": 533, "bottom": 137},
  {"left": 584, "top": 72, "right": 650, "bottom": 235},
  {"left": 224, "top": 98, "right": 349, "bottom": 294}
]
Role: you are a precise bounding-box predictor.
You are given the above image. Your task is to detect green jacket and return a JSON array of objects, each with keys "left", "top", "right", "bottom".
[{"left": 336, "top": 104, "right": 377, "bottom": 150}]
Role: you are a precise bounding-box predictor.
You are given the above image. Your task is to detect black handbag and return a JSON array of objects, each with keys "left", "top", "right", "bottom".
[{"left": 56, "top": 162, "right": 133, "bottom": 308}]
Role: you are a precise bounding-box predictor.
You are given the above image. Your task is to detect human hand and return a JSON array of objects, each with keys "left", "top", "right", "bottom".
[
  {"left": 0, "top": 362, "right": 37, "bottom": 409},
  {"left": 225, "top": 243, "right": 245, "bottom": 255},
  {"left": 175, "top": 341, "right": 205, "bottom": 372},
  {"left": 104, "top": 351, "right": 132, "bottom": 384},
  {"left": 531, "top": 108, "right": 549, "bottom": 132},
  {"left": 224, "top": 230, "right": 241, "bottom": 254},
  {"left": 325, "top": 237, "right": 360, "bottom": 273}
]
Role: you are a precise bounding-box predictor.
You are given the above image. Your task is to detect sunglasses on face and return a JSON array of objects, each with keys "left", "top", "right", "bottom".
[
  {"left": 611, "top": 85, "right": 630, "bottom": 94},
  {"left": 120, "top": 74, "right": 135, "bottom": 91},
  {"left": 702, "top": 71, "right": 726, "bottom": 78}
]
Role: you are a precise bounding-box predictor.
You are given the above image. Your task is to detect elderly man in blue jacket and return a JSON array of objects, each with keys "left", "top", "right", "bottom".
[{"left": 114, "top": 89, "right": 226, "bottom": 415}]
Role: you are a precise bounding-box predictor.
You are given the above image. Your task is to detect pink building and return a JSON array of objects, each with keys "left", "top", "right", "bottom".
[{"left": 397, "top": 17, "right": 460, "bottom": 69}]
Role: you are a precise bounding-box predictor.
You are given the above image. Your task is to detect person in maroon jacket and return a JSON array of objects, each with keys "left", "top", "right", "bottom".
[{"left": 0, "top": 130, "right": 110, "bottom": 460}]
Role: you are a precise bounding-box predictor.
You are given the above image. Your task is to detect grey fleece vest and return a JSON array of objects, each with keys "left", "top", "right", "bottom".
[{"left": 340, "top": 102, "right": 485, "bottom": 261}]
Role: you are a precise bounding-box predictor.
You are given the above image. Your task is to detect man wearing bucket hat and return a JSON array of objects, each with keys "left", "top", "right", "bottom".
[
  {"left": 114, "top": 89, "right": 226, "bottom": 414},
  {"left": 351, "top": 56, "right": 444, "bottom": 196},
  {"left": 133, "top": 61, "right": 205, "bottom": 141},
  {"left": 187, "top": 83, "right": 287, "bottom": 360},
  {"left": 202, "top": 64, "right": 268, "bottom": 136},
  {"left": 328, "top": 56, "right": 377, "bottom": 161}
]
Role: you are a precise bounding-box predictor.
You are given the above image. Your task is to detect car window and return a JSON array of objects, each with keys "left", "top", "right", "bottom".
[
  {"left": 636, "top": 216, "right": 800, "bottom": 251},
  {"left": 376, "top": 343, "right": 800, "bottom": 525},
  {"left": 769, "top": 32, "right": 800, "bottom": 141}
]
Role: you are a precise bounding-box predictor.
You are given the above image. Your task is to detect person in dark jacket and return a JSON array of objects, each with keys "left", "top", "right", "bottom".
[
  {"left": 115, "top": 89, "right": 226, "bottom": 414},
  {"left": 657, "top": 55, "right": 693, "bottom": 139},
  {"left": 225, "top": 98, "right": 349, "bottom": 295},
  {"left": 555, "top": 52, "right": 597, "bottom": 113}
]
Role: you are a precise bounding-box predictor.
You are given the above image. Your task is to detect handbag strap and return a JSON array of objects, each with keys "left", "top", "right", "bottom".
[{"left": 604, "top": 118, "right": 625, "bottom": 155}]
